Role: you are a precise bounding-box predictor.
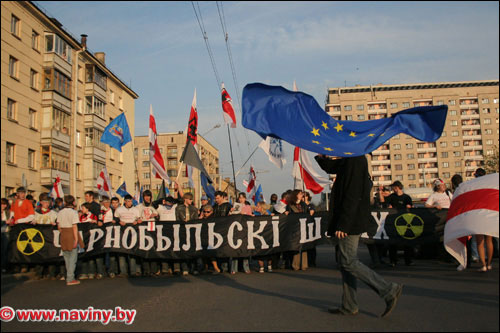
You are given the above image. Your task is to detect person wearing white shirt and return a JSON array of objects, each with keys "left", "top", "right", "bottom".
[
  {"left": 114, "top": 195, "right": 141, "bottom": 277},
  {"left": 425, "top": 179, "right": 453, "bottom": 210}
]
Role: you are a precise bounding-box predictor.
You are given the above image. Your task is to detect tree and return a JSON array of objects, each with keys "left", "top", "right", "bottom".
[{"left": 484, "top": 145, "right": 499, "bottom": 174}]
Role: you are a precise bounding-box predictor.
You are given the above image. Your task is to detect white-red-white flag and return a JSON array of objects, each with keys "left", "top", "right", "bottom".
[
  {"left": 149, "top": 105, "right": 170, "bottom": 182},
  {"left": 49, "top": 174, "right": 64, "bottom": 199},
  {"left": 444, "top": 173, "right": 499, "bottom": 268},
  {"left": 221, "top": 83, "right": 237, "bottom": 128},
  {"left": 96, "top": 166, "right": 112, "bottom": 197},
  {"left": 246, "top": 166, "right": 257, "bottom": 194},
  {"left": 292, "top": 147, "right": 331, "bottom": 194}
]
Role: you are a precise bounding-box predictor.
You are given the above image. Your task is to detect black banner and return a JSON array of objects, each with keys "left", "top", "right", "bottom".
[{"left": 8, "top": 209, "right": 447, "bottom": 264}]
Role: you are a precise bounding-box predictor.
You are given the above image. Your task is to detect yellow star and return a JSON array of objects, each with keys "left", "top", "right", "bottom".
[
  {"left": 311, "top": 128, "right": 320, "bottom": 137},
  {"left": 380, "top": 132, "right": 386, "bottom": 137},
  {"left": 312, "top": 140, "right": 320, "bottom": 144},
  {"left": 324, "top": 147, "right": 333, "bottom": 151},
  {"left": 321, "top": 121, "right": 329, "bottom": 130},
  {"left": 349, "top": 131, "right": 357, "bottom": 137},
  {"left": 334, "top": 123, "right": 343, "bottom": 132},
  {"left": 368, "top": 133, "right": 375, "bottom": 137},
  {"left": 344, "top": 152, "right": 354, "bottom": 155}
]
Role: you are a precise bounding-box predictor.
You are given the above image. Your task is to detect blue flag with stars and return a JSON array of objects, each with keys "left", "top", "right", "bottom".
[
  {"left": 242, "top": 83, "right": 448, "bottom": 157},
  {"left": 100, "top": 113, "right": 132, "bottom": 152}
]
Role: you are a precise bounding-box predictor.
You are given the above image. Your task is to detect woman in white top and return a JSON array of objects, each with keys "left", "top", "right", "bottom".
[{"left": 425, "top": 179, "right": 453, "bottom": 209}]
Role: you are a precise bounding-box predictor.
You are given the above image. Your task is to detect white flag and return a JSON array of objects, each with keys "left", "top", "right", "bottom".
[{"left": 259, "top": 137, "right": 286, "bottom": 169}]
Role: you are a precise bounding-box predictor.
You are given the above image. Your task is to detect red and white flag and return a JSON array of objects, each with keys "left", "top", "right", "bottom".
[
  {"left": 185, "top": 90, "right": 198, "bottom": 188},
  {"left": 221, "top": 83, "right": 237, "bottom": 128},
  {"left": 96, "top": 166, "right": 112, "bottom": 197},
  {"left": 292, "top": 147, "right": 331, "bottom": 194},
  {"left": 49, "top": 174, "right": 64, "bottom": 199},
  {"left": 444, "top": 173, "right": 499, "bottom": 268},
  {"left": 149, "top": 105, "right": 169, "bottom": 182},
  {"left": 246, "top": 166, "right": 257, "bottom": 194}
]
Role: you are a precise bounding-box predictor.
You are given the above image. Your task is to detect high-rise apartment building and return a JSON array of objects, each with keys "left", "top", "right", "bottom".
[
  {"left": 325, "top": 80, "right": 499, "bottom": 188},
  {"left": 2, "top": 1, "right": 139, "bottom": 204},
  {"left": 134, "top": 132, "right": 219, "bottom": 203}
]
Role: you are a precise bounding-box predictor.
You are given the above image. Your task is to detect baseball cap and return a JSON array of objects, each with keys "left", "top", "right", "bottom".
[{"left": 433, "top": 178, "right": 445, "bottom": 187}]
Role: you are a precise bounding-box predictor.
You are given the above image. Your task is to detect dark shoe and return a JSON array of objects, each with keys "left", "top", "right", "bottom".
[
  {"left": 381, "top": 284, "right": 403, "bottom": 318},
  {"left": 327, "top": 307, "right": 358, "bottom": 316}
]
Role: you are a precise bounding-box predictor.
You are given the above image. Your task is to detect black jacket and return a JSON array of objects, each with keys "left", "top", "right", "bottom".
[
  {"left": 315, "top": 155, "right": 372, "bottom": 235},
  {"left": 213, "top": 202, "right": 232, "bottom": 217}
]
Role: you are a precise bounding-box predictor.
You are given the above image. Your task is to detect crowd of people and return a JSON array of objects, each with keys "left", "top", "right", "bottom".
[
  {"left": 1, "top": 183, "right": 318, "bottom": 286},
  {"left": 1, "top": 168, "right": 497, "bottom": 286}
]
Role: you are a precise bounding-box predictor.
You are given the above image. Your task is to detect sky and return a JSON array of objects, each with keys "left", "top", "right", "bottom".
[{"left": 36, "top": 1, "right": 499, "bottom": 202}]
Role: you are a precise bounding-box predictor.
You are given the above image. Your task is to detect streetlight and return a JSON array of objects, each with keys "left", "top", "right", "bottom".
[{"left": 202, "top": 124, "right": 221, "bottom": 136}]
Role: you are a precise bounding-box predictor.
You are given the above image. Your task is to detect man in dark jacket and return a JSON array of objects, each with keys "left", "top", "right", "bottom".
[{"left": 315, "top": 154, "right": 403, "bottom": 317}]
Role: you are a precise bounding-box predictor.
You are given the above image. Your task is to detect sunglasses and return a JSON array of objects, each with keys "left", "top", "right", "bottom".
[{"left": 203, "top": 210, "right": 212, "bottom": 213}]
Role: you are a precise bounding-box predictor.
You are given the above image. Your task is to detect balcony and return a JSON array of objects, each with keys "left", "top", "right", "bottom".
[
  {"left": 418, "top": 168, "right": 438, "bottom": 173},
  {"left": 42, "top": 91, "right": 72, "bottom": 113},
  {"left": 327, "top": 111, "right": 341, "bottom": 117},
  {"left": 463, "top": 145, "right": 483, "bottom": 151},
  {"left": 417, "top": 157, "right": 438, "bottom": 163},
  {"left": 462, "top": 124, "right": 481, "bottom": 130},
  {"left": 367, "top": 109, "right": 387, "bottom": 115},
  {"left": 464, "top": 155, "right": 484, "bottom": 161},
  {"left": 416, "top": 147, "right": 437, "bottom": 153},
  {"left": 85, "top": 82, "right": 107, "bottom": 102},
  {"left": 459, "top": 104, "right": 479, "bottom": 109},
  {"left": 84, "top": 113, "right": 107, "bottom": 131},
  {"left": 462, "top": 134, "right": 482, "bottom": 140},
  {"left": 374, "top": 180, "right": 392, "bottom": 186},
  {"left": 372, "top": 149, "right": 390, "bottom": 156},
  {"left": 465, "top": 165, "right": 480, "bottom": 171},
  {"left": 84, "top": 146, "right": 106, "bottom": 163},
  {"left": 41, "top": 169, "right": 69, "bottom": 187},
  {"left": 41, "top": 129, "right": 71, "bottom": 151},
  {"left": 43, "top": 52, "right": 72, "bottom": 78},
  {"left": 372, "top": 170, "right": 392, "bottom": 176},
  {"left": 371, "top": 159, "right": 391, "bottom": 166},
  {"left": 460, "top": 113, "right": 480, "bottom": 120}
]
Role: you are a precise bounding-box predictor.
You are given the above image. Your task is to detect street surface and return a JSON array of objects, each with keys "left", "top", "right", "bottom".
[{"left": 1, "top": 244, "right": 498, "bottom": 332}]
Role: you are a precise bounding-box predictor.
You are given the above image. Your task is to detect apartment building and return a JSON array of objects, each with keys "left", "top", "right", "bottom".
[
  {"left": 325, "top": 80, "right": 499, "bottom": 188},
  {"left": 2, "top": 1, "right": 138, "bottom": 204},
  {"left": 134, "top": 132, "right": 220, "bottom": 203}
]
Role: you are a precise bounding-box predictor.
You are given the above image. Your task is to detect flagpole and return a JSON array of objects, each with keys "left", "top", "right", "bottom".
[{"left": 227, "top": 125, "right": 238, "bottom": 198}]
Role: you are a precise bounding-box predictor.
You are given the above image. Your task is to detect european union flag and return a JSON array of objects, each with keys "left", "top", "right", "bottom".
[
  {"left": 242, "top": 83, "right": 448, "bottom": 157},
  {"left": 201, "top": 172, "right": 215, "bottom": 204},
  {"left": 101, "top": 113, "right": 132, "bottom": 152}
]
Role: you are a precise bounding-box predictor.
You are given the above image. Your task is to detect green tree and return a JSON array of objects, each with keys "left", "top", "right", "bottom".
[{"left": 484, "top": 146, "right": 499, "bottom": 173}]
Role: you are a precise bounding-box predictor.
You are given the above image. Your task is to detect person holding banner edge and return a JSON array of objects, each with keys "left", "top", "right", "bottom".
[{"left": 315, "top": 154, "right": 403, "bottom": 317}]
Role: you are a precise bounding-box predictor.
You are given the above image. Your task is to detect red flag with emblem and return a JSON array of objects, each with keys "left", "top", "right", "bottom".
[{"left": 221, "top": 83, "right": 237, "bottom": 128}]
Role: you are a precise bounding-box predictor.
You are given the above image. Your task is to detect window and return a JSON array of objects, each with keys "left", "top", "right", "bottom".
[
  {"left": 9, "top": 56, "right": 18, "bottom": 78},
  {"left": 493, "top": 98, "right": 499, "bottom": 104},
  {"left": 43, "top": 68, "right": 71, "bottom": 99},
  {"left": 332, "top": 105, "right": 341, "bottom": 112},
  {"left": 393, "top": 144, "right": 401, "bottom": 150},
  {"left": 408, "top": 174, "right": 416, "bottom": 180},
  {"left": 76, "top": 130, "right": 81, "bottom": 147},
  {"left": 29, "top": 109, "right": 37, "bottom": 129},
  {"left": 418, "top": 153, "right": 425, "bottom": 159},
  {"left": 449, "top": 110, "right": 457, "bottom": 116},
  {"left": 30, "top": 69, "right": 39, "bottom": 89},
  {"left": 85, "top": 128, "right": 105, "bottom": 150},
  {"left": 85, "top": 65, "right": 107, "bottom": 90},
  {"left": 345, "top": 115, "right": 353, "bottom": 120},
  {"left": 119, "top": 97, "right": 123, "bottom": 110},
  {"left": 41, "top": 146, "right": 69, "bottom": 172},
  {"left": 394, "top": 154, "right": 402, "bottom": 160},
  {"left": 451, "top": 120, "right": 458, "bottom": 126},
  {"left": 143, "top": 185, "right": 151, "bottom": 190},
  {"left": 455, "top": 161, "right": 461, "bottom": 167},
  {"left": 484, "top": 118, "right": 492, "bottom": 124},
  {"left": 142, "top": 161, "right": 150, "bottom": 167},
  {"left": 77, "top": 97, "right": 83, "bottom": 114},
  {"left": 441, "top": 152, "right": 448, "bottom": 158},
  {"left": 402, "top": 102, "right": 410, "bottom": 108},
  {"left": 390, "top": 103, "right": 398, "bottom": 109},
  {"left": 441, "top": 131, "right": 446, "bottom": 137},
  {"left": 32, "top": 30, "right": 40, "bottom": 50},
  {"left": 110, "top": 90, "right": 115, "bottom": 104},
  {"left": 406, "top": 143, "right": 413, "bottom": 149},
  {"left": 344, "top": 105, "right": 352, "bottom": 111},
  {"left": 78, "top": 65, "right": 84, "bottom": 82},
  {"left": 485, "top": 129, "right": 492, "bottom": 134},
  {"left": 6, "top": 142, "right": 16, "bottom": 164},
  {"left": 7, "top": 99, "right": 17, "bottom": 120},
  {"left": 357, "top": 115, "right": 365, "bottom": 120},
  {"left": 396, "top": 175, "right": 403, "bottom": 181},
  {"left": 440, "top": 142, "right": 447, "bottom": 148},
  {"left": 93, "top": 161, "right": 105, "bottom": 180},
  {"left": 51, "top": 108, "right": 70, "bottom": 134},
  {"left": 11, "top": 15, "right": 20, "bottom": 36},
  {"left": 84, "top": 96, "right": 106, "bottom": 119},
  {"left": 143, "top": 173, "right": 150, "bottom": 179},
  {"left": 482, "top": 108, "right": 491, "bottom": 114},
  {"left": 45, "top": 33, "right": 72, "bottom": 63},
  {"left": 452, "top": 131, "right": 459, "bottom": 137},
  {"left": 168, "top": 170, "right": 177, "bottom": 178},
  {"left": 142, "top": 149, "right": 149, "bottom": 156},
  {"left": 76, "top": 163, "right": 81, "bottom": 180},
  {"left": 28, "top": 149, "right": 36, "bottom": 169},
  {"left": 442, "top": 162, "right": 449, "bottom": 168},
  {"left": 486, "top": 139, "right": 493, "bottom": 145},
  {"left": 452, "top": 141, "right": 460, "bottom": 147},
  {"left": 486, "top": 149, "right": 494, "bottom": 156},
  {"left": 356, "top": 104, "right": 364, "bottom": 111},
  {"left": 482, "top": 98, "right": 489, "bottom": 104},
  {"left": 168, "top": 159, "right": 177, "bottom": 166},
  {"left": 395, "top": 164, "right": 403, "bottom": 171},
  {"left": 449, "top": 100, "right": 456, "bottom": 105},
  {"left": 453, "top": 151, "right": 461, "bottom": 157},
  {"left": 407, "top": 153, "right": 415, "bottom": 159}
]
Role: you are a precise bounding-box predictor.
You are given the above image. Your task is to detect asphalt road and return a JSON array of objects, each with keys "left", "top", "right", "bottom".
[{"left": 1, "top": 245, "right": 498, "bottom": 332}]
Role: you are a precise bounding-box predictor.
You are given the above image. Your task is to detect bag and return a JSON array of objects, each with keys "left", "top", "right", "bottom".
[{"left": 59, "top": 227, "right": 84, "bottom": 251}]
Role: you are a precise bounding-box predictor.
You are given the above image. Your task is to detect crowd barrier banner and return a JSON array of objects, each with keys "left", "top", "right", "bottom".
[{"left": 8, "top": 209, "right": 448, "bottom": 264}]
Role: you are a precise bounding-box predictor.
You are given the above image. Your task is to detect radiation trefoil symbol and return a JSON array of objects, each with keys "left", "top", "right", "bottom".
[
  {"left": 17, "top": 228, "right": 45, "bottom": 255},
  {"left": 394, "top": 213, "right": 424, "bottom": 240}
]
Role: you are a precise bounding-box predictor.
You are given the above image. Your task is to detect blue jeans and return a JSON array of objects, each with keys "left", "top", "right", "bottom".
[
  {"left": 231, "top": 258, "right": 250, "bottom": 273},
  {"left": 63, "top": 248, "right": 78, "bottom": 282},
  {"left": 336, "top": 235, "right": 399, "bottom": 313}
]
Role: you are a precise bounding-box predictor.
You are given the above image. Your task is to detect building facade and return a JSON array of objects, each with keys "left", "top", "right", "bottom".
[
  {"left": 325, "top": 80, "right": 499, "bottom": 188},
  {"left": 134, "top": 132, "right": 220, "bottom": 203},
  {"left": 1, "top": 1, "right": 138, "bottom": 205}
]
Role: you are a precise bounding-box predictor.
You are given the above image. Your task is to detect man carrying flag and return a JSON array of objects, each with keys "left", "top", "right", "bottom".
[
  {"left": 100, "top": 112, "right": 132, "bottom": 152},
  {"left": 149, "top": 105, "right": 169, "bottom": 182}
]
